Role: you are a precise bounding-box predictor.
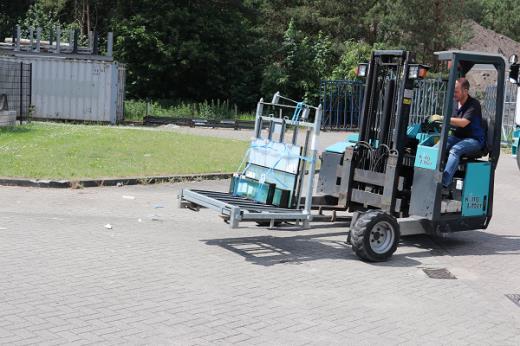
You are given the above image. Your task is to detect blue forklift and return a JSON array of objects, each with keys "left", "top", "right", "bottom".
[
  {"left": 180, "top": 50, "right": 510, "bottom": 262},
  {"left": 317, "top": 50, "right": 508, "bottom": 261}
]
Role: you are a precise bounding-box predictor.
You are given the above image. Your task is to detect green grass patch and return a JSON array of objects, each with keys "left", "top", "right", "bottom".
[
  {"left": 0, "top": 122, "right": 249, "bottom": 179},
  {"left": 124, "top": 99, "right": 255, "bottom": 121}
]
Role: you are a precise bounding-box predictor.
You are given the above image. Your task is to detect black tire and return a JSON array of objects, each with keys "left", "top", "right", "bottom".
[{"left": 350, "top": 210, "right": 400, "bottom": 262}]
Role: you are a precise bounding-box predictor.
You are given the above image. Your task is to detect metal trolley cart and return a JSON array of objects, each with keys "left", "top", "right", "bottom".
[{"left": 179, "top": 93, "right": 322, "bottom": 229}]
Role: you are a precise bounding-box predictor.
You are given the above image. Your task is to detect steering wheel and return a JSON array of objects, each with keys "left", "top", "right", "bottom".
[{"left": 421, "top": 119, "right": 442, "bottom": 133}]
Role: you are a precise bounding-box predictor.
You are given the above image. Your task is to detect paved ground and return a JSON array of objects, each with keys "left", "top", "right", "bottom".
[{"left": 1, "top": 158, "right": 520, "bottom": 345}]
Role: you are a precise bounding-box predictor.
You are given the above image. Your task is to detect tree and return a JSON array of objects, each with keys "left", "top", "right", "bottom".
[
  {"left": 479, "top": 0, "right": 520, "bottom": 42},
  {"left": 330, "top": 40, "right": 385, "bottom": 80},
  {"left": 261, "top": 20, "right": 335, "bottom": 102},
  {"left": 113, "top": 0, "right": 264, "bottom": 107},
  {"left": 372, "top": 0, "right": 468, "bottom": 67},
  {"left": 13, "top": 0, "right": 513, "bottom": 111},
  {"left": 0, "top": 1, "right": 33, "bottom": 41},
  {"left": 21, "top": 1, "right": 61, "bottom": 40}
]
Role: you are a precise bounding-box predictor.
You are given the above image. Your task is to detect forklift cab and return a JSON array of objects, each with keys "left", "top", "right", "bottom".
[{"left": 409, "top": 51, "right": 505, "bottom": 228}]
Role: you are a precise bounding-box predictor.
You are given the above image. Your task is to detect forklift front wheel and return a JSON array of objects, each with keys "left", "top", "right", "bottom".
[{"left": 350, "top": 210, "right": 400, "bottom": 262}]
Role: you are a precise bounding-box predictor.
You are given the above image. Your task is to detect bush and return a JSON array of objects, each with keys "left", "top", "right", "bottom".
[{"left": 124, "top": 99, "right": 254, "bottom": 121}]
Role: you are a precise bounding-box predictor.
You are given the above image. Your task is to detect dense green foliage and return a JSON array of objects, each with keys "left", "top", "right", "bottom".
[
  {"left": 0, "top": 1, "right": 33, "bottom": 40},
  {"left": 2, "top": 0, "right": 519, "bottom": 109}
]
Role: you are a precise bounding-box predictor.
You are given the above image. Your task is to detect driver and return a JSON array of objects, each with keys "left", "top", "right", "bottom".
[{"left": 429, "top": 78, "right": 486, "bottom": 190}]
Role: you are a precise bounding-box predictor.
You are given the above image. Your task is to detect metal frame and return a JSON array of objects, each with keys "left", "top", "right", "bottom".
[
  {"left": 179, "top": 189, "right": 313, "bottom": 228},
  {"left": 337, "top": 50, "right": 416, "bottom": 215},
  {"left": 179, "top": 95, "right": 322, "bottom": 229}
]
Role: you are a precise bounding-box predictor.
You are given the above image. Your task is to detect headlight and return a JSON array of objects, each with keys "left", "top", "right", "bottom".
[
  {"left": 356, "top": 63, "right": 368, "bottom": 77},
  {"left": 408, "top": 64, "right": 429, "bottom": 79}
]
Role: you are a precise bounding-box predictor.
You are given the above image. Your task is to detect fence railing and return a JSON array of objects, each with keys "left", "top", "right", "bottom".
[
  {"left": 483, "top": 82, "right": 518, "bottom": 144},
  {"left": 502, "top": 82, "right": 518, "bottom": 143},
  {"left": 320, "top": 80, "right": 364, "bottom": 130},
  {"left": 409, "top": 79, "right": 447, "bottom": 125},
  {"left": 320, "top": 78, "right": 518, "bottom": 144},
  {"left": 320, "top": 78, "right": 448, "bottom": 130},
  {"left": 0, "top": 59, "right": 31, "bottom": 122}
]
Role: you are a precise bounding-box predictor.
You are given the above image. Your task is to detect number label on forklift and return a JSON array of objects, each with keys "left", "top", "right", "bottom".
[
  {"left": 417, "top": 152, "right": 434, "bottom": 169},
  {"left": 464, "top": 195, "right": 482, "bottom": 210}
]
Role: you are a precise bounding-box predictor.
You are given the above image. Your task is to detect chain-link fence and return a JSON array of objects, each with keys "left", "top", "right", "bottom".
[{"left": 0, "top": 59, "right": 32, "bottom": 122}]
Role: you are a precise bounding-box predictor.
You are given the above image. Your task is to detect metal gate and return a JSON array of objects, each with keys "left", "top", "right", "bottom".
[
  {"left": 483, "top": 82, "right": 518, "bottom": 144},
  {"left": 0, "top": 60, "right": 31, "bottom": 122},
  {"left": 320, "top": 79, "right": 447, "bottom": 130},
  {"left": 319, "top": 77, "right": 518, "bottom": 138},
  {"left": 320, "top": 80, "right": 364, "bottom": 130},
  {"left": 116, "top": 64, "right": 126, "bottom": 122},
  {"left": 409, "top": 79, "right": 447, "bottom": 124},
  {"left": 502, "top": 82, "right": 518, "bottom": 143}
]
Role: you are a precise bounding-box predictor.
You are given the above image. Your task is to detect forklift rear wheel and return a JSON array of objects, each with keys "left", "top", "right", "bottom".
[{"left": 350, "top": 210, "right": 400, "bottom": 262}]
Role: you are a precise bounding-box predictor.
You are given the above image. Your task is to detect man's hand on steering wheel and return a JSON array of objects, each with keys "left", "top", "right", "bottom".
[{"left": 428, "top": 114, "right": 444, "bottom": 123}]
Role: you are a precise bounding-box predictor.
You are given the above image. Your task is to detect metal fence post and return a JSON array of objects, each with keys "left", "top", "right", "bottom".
[
  {"left": 55, "top": 26, "right": 61, "bottom": 54},
  {"left": 29, "top": 64, "right": 32, "bottom": 122},
  {"left": 15, "top": 25, "right": 21, "bottom": 52},
  {"left": 19, "top": 62, "right": 23, "bottom": 124},
  {"left": 35, "top": 28, "right": 41, "bottom": 52}
]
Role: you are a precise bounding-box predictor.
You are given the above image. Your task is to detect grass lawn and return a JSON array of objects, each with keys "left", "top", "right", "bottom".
[{"left": 0, "top": 122, "right": 249, "bottom": 179}]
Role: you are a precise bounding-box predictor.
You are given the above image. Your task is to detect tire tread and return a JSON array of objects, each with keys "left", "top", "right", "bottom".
[{"left": 350, "top": 210, "right": 399, "bottom": 262}]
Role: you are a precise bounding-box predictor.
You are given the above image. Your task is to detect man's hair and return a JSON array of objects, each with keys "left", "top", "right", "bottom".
[{"left": 456, "top": 77, "right": 470, "bottom": 91}]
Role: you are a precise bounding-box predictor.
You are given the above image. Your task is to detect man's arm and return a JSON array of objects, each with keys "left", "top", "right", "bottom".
[
  {"left": 450, "top": 117, "right": 470, "bottom": 128},
  {"left": 450, "top": 101, "right": 478, "bottom": 128}
]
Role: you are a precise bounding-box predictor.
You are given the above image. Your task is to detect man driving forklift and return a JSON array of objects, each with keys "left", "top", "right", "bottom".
[{"left": 429, "top": 77, "right": 486, "bottom": 192}]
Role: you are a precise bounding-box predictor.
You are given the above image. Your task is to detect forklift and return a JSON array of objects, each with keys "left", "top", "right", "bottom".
[
  {"left": 179, "top": 50, "right": 509, "bottom": 262},
  {"left": 318, "top": 50, "right": 507, "bottom": 261}
]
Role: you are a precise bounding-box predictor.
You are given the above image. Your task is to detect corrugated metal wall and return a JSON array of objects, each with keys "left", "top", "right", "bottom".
[{"left": 0, "top": 55, "right": 125, "bottom": 123}]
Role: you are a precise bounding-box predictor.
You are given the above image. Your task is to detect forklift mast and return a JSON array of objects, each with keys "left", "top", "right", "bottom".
[{"left": 340, "top": 50, "right": 420, "bottom": 216}]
